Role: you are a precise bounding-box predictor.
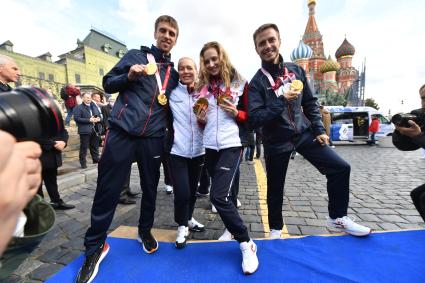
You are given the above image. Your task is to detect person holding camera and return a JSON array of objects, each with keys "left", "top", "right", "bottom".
[
  {"left": 393, "top": 84, "right": 425, "bottom": 222},
  {"left": 0, "top": 55, "right": 20, "bottom": 92},
  {"left": 73, "top": 92, "right": 102, "bottom": 169}
]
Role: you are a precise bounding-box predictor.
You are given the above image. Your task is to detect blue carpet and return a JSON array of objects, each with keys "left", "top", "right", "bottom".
[{"left": 47, "top": 230, "right": 425, "bottom": 283}]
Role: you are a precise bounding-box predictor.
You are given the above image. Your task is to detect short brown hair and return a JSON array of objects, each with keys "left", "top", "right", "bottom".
[
  {"left": 155, "top": 15, "right": 179, "bottom": 37},
  {"left": 253, "top": 23, "right": 280, "bottom": 46},
  {"left": 419, "top": 84, "right": 425, "bottom": 95}
]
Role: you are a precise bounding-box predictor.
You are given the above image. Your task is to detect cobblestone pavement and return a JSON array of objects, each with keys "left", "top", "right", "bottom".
[{"left": 5, "top": 144, "right": 425, "bottom": 282}]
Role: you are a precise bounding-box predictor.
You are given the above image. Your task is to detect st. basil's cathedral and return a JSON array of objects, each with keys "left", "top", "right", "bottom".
[{"left": 290, "top": 0, "right": 365, "bottom": 106}]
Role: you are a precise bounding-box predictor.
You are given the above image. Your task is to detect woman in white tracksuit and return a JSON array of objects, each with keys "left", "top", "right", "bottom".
[
  {"left": 168, "top": 57, "right": 205, "bottom": 249},
  {"left": 194, "top": 41, "right": 259, "bottom": 275}
]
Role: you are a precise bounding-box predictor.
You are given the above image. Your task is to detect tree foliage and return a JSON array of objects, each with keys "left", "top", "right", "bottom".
[{"left": 365, "top": 98, "right": 379, "bottom": 110}]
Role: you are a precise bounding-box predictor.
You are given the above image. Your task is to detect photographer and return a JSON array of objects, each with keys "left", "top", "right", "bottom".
[
  {"left": 74, "top": 92, "right": 102, "bottom": 168},
  {"left": 393, "top": 84, "right": 425, "bottom": 222},
  {"left": 0, "top": 130, "right": 42, "bottom": 256}
]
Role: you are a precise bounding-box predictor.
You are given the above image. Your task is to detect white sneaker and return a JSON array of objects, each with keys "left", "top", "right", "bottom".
[
  {"left": 247, "top": 160, "right": 254, "bottom": 165},
  {"left": 165, "top": 185, "right": 173, "bottom": 194},
  {"left": 236, "top": 199, "right": 242, "bottom": 208},
  {"left": 211, "top": 204, "right": 217, "bottom": 213},
  {"left": 188, "top": 217, "right": 205, "bottom": 232},
  {"left": 218, "top": 229, "right": 233, "bottom": 241},
  {"left": 327, "top": 216, "right": 371, "bottom": 237},
  {"left": 240, "top": 240, "right": 259, "bottom": 275},
  {"left": 175, "top": 226, "right": 189, "bottom": 249},
  {"left": 269, "top": 229, "right": 282, "bottom": 239}
]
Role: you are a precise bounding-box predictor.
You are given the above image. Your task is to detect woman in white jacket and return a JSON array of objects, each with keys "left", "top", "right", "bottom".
[
  {"left": 194, "top": 41, "right": 259, "bottom": 275},
  {"left": 168, "top": 57, "right": 205, "bottom": 249}
]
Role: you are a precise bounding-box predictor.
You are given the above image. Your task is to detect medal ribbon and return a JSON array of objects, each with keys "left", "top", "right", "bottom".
[
  {"left": 147, "top": 53, "right": 171, "bottom": 94},
  {"left": 261, "top": 67, "right": 296, "bottom": 95}
]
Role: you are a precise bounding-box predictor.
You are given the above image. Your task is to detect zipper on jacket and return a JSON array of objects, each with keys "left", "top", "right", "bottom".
[
  {"left": 287, "top": 103, "right": 298, "bottom": 134},
  {"left": 189, "top": 92, "right": 194, "bottom": 157},
  {"left": 117, "top": 104, "right": 127, "bottom": 119},
  {"left": 117, "top": 95, "right": 129, "bottom": 119},
  {"left": 216, "top": 103, "right": 219, "bottom": 151},
  {"left": 140, "top": 90, "right": 157, "bottom": 136}
]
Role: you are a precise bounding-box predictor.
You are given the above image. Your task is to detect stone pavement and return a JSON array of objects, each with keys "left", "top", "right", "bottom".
[{"left": 5, "top": 144, "right": 425, "bottom": 282}]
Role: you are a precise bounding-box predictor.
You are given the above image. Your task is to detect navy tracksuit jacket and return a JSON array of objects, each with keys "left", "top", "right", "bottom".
[
  {"left": 248, "top": 56, "right": 351, "bottom": 230},
  {"left": 84, "top": 45, "right": 178, "bottom": 255}
]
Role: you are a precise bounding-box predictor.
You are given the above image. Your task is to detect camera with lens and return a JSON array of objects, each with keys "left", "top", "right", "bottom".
[
  {"left": 0, "top": 86, "right": 64, "bottom": 140},
  {"left": 392, "top": 108, "right": 425, "bottom": 151},
  {"left": 0, "top": 86, "right": 61, "bottom": 280},
  {"left": 391, "top": 108, "right": 425, "bottom": 128}
]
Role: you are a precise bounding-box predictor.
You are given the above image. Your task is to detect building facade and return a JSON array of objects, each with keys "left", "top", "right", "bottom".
[{"left": 0, "top": 27, "right": 127, "bottom": 99}]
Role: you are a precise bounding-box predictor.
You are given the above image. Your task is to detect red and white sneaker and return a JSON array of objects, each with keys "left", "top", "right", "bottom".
[
  {"left": 327, "top": 216, "right": 371, "bottom": 236},
  {"left": 240, "top": 240, "right": 259, "bottom": 275}
]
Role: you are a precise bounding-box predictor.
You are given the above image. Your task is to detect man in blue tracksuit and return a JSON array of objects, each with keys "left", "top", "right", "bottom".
[
  {"left": 248, "top": 23, "right": 371, "bottom": 240},
  {"left": 76, "top": 15, "right": 179, "bottom": 283}
]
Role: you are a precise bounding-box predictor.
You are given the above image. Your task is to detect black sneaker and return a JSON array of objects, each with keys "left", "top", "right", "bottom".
[
  {"left": 76, "top": 242, "right": 109, "bottom": 283},
  {"left": 137, "top": 230, "right": 158, "bottom": 254}
]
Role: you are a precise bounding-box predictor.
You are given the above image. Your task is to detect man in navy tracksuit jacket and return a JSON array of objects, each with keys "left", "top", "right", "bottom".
[
  {"left": 248, "top": 24, "right": 371, "bottom": 239},
  {"left": 77, "top": 15, "right": 179, "bottom": 283}
]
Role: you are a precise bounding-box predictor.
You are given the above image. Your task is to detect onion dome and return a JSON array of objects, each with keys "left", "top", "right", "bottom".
[
  {"left": 290, "top": 40, "right": 313, "bottom": 62},
  {"left": 320, "top": 55, "right": 340, "bottom": 73},
  {"left": 335, "top": 38, "right": 355, "bottom": 59}
]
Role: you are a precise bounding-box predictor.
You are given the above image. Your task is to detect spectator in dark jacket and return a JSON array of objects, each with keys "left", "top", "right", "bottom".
[
  {"left": 248, "top": 23, "right": 371, "bottom": 239},
  {"left": 37, "top": 126, "right": 75, "bottom": 210},
  {"left": 74, "top": 92, "right": 102, "bottom": 168}
]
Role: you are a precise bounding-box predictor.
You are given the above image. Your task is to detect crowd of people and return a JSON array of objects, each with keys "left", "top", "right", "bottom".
[{"left": 1, "top": 13, "right": 424, "bottom": 283}]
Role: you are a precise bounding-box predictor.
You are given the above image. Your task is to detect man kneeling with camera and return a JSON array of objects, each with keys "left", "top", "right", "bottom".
[{"left": 392, "top": 84, "right": 425, "bottom": 222}]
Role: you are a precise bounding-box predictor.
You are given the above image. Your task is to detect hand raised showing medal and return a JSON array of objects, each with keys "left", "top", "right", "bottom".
[
  {"left": 194, "top": 99, "right": 208, "bottom": 124},
  {"left": 282, "top": 80, "right": 303, "bottom": 101},
  {"left": 127, "top": 63, "right": 158, "bottom": 81},
  {"left": 219, "top": 97, "right": 238, "bottom": 117}
]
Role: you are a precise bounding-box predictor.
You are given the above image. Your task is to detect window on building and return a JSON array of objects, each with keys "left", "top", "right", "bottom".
[
  {"left": 99, "top": 68, "right": 104, "bottom": 76},
  {"left": 75, "top": 73, "right": 81, "bottom": 84},
  {"left": 48, "top": 74, "right": 54, "bottom": 82},
  {"left": 39, "top": 72, "right": 45, "bottom": 80}
]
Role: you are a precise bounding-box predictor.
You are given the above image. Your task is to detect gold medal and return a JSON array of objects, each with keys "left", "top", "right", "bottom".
[
  {"left": 290, "top": 80, "right": 303, "bottom": 92},
  {"left": 193, "top": 97, "right": 209, "bottom": 114},
  {"left": 145, "top": 62, "right": 158, "bottom": 75},
  {"left": 217, "top": 93, "right": 232, "bottom": 105},
  {"left": 158, "top": 92, "right": 167, "bottom": 105}
]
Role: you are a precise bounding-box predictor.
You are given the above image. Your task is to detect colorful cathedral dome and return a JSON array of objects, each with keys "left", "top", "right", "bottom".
[
  {"left": 290, "top": 40, "right": 313, "bottom": 62},
  {"left": 335, "top": 38, "right": 355, "bottom": 58},
  {"left": 320, "top": 55, "right": 340, "bottom": 73}
]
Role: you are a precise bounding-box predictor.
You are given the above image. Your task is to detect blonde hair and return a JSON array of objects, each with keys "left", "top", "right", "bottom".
[{"left": 196, "top": 41, "right": 242, "bottom": 90}]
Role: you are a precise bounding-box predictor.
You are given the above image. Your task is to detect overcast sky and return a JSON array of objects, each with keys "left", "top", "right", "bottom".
[{"left": 2, "top": 0, "right": 424, "bottom": 114}]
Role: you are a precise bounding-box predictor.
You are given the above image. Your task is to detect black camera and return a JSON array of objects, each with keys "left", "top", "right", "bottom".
[
  {"left": 392, "top": 108, "right": 425, "bottom": 151},
  {"left": 0, "top": 87, "right": 60, "bottom": 279},
  {"left": 0, "top": 87, "right": 64, "bottom": 140},
  {"left": 391, "top": 108, "right": 425, "bottom": 128}
]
